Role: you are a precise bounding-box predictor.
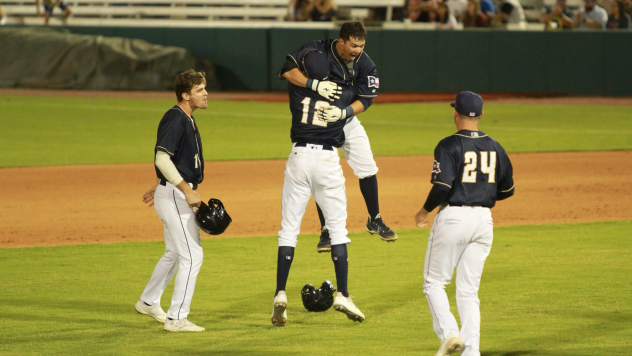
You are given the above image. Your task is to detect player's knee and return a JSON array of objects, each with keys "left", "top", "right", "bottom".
[{"left": 355, "top": 167, "right": 378, "bottom": 179}]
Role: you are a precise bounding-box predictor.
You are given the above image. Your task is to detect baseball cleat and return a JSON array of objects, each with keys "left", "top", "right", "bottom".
[
  {"left": 163, "top": 318, "right": 205, "bottom": 332},
  {"left": 316, "top": 226, "right": 332, "bottom": 253},
  {"left": 271, "top": 292, "right": 288, "bottom": 327},
  {"left": 365, "top": 214, "right": 398, "bottom": 242},
  {"left": 435, "top": 334, "right": 464, "bottom": 356},
  {"left": 135, "top": 300, "right": 166, "bottom": 323},
  {"left": 333, "top": 294, "right": 365, "bottom": 323}
]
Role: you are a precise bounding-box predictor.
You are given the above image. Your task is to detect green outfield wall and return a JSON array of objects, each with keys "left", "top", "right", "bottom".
[{"left": 65, "top": 26, "right": 632, "bottom": 96}]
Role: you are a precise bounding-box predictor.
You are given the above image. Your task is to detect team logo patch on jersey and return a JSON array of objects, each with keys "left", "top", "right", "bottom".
[
  {"left": 432, "top": 160, "right": 441, "bottom": 174},
  {"left": 368, "top": 76, "right": 380, "bottom": 88}
]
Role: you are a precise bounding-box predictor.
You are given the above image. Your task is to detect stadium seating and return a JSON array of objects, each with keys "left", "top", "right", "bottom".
[{"left": 0, "top": 0, "right": 405, "bottom": 26}]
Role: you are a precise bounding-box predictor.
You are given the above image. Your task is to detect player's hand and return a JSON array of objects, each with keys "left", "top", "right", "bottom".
[
  {"left": 317, "top": 106, "right": 346, "bottom": 123},
  {"left": 142, "top": 185, "right": 158, "bottom": 207},
  {"left": 415, "top": 209, "right": 430, "bottom": 228},
  {"left": 185, "top": 190, "right": 202, "bottom": 209},
  {"left": 311, "top": 80, "right": 341, "bottom": 101}
]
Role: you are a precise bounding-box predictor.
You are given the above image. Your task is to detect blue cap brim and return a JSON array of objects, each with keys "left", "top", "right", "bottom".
[{"left": 450, "top": 102, "right": 456, "bottom": 108}]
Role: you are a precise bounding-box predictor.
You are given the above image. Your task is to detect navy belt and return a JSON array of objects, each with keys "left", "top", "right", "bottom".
[
  {"left": 159, "top": 178, "right": 197, "bottom": 191},
  {"left": 450, "top": 205, "right": 486, "bottom": 208},
  {"left": 294, "top": 142, "right": 334, "bottom": 151}
]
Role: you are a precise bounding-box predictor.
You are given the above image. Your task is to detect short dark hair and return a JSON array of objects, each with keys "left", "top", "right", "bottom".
[
  {"left": 339, "top": 22, "right": 367, "bottom": 41},
  {"left": 174, "top": 70, "right": 206, "bottom": 102}
]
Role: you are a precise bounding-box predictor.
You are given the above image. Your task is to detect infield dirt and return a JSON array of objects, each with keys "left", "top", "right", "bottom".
[{"left": 1, "top": 151, "right": 630, "bottom": 248}]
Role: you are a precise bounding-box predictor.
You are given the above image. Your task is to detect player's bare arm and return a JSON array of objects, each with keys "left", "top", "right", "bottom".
[{"left": 177, "top": 180, "right": 202, "bottom": 208}]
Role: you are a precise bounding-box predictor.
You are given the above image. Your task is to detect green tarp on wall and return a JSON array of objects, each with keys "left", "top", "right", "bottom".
[{"left": 0, "top": 27, "right": 218, "bottom": 91}]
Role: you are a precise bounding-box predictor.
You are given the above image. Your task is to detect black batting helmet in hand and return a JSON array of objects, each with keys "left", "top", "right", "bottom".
[
  {"left": 301, "top": 280, "right": 336, "bottom": 312},
  {"left": 195, "top": 198, "right": 232, "bottom": 235}
]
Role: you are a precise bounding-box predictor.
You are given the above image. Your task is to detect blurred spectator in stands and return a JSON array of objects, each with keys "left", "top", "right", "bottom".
[
  {"left": 311, "top": 0, "right": 336, "bottom": 21},
  {"left": 435, "top": 1, "right": 458, "bottom": 27},
  {"left": 446, "top": 0, "right": 467, "bottom": 21},
  {"left": 35, "top": 0, "right": 72, "bottom": 25},
  {"left": 463, "top": 0, "right": 489, "bottom": 27},
  {"left": 607, "top": 0, "right": 632, "bottom": 27},
  {"left": 479, "top": 0, "right": 495, "bottom": 23},
  {"left": 407, "top": 0, "right": 439, "bottom": 22},
  {"left": 622, "top": 0, "right": 632, "bottom": 18},
  {"left": 287, "top": 0, "right": 313, "bottom": 21},
  {"left": 0, "top": 5, "right": 7, "bottom": 26},
  {"left": 572, "top": 0, "right": 608, "bottom": 28},
  {"left": 492, "top": 0, "right": 526, "bottom": 25},
  {"left": 540, "top": 0, "right": 575, "bottom": 29}
]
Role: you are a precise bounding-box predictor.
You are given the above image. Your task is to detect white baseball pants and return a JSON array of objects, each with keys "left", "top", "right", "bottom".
[
  {"left": 278, "top": 143, "right": 352, "bottom": 247},
  {"left": 423, "top": 205, "right": 493, "bottom": 356},
  {"left": 140, "top": 182, "right": 203, "bottom": 320},
  {"left": 341, "top": 116, "right": 379, "bottom": 179}
]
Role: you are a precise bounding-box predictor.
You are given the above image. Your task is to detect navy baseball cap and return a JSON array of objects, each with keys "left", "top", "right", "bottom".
[
  {"left": 302, "top": 50, "right": 330, "bottom": 81},
  {"left": 450, "top": 91, "right": 483, "bottom": 117}
]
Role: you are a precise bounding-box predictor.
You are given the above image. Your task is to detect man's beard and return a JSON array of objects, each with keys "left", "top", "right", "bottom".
[{"left": 585, "top": 5, "right": 594, "bottom": 10}]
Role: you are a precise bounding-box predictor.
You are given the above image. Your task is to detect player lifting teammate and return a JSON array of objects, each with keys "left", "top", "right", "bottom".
[
  {"left": 271, "top": 49, "right": 365, "bottom": 327},
  {"left": 415, "top": 92, "right": 515, "bottom": 356},
  {"left": 279, "top": 22, "right": 397, "bottom": 253}
]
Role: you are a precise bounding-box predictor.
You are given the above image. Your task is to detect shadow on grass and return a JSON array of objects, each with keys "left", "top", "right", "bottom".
[{"left": 481, "top": 352, "right": 535, "bottom": 356}]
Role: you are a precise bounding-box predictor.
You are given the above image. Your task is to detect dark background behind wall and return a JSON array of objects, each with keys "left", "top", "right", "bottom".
[{"left": 66, "top": 26, "right": 632, "bottom": 96}]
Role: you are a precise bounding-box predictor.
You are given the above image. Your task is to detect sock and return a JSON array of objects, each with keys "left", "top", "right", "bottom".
[
  {"left": 276, "top": 246, "right": 295, "bottom": 296},
  {"left": 331, "top": 244, "right": 349, "bottom": 298},
  {"left": 316, "top": 202, "right": 326, "bottom": 229},
  {"left": 359, "top": 175, "right": 380, "bottom": 220}
]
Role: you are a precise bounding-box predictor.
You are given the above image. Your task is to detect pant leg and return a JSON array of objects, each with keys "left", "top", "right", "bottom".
[
  {"left": 423, "top": 206, "right": 469, "bottom": 342},
  {"left": 140, "top": 223, "right": 179, "bottom": 306},
  {"left": 154, "top": 185, "right": 204, "bottom": 320},
  {"left": 341, "top": 117, "right": 379, "bottom": 179},
  {"left": 278, "top": 147, "right": 313, "bottom": 248},
  {"left": 311, "top": 148, "right": 351, "bottom": 246},
  {"left": 456, "top": 209, "right": 493, "bottom": 356}
]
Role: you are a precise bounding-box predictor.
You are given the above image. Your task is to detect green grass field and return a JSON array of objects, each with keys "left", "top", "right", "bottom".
[
  {"left": 2, "top": 94, "right": 631, "bottom": 355},
  {"left": 1, "top": 95, "right": 631, "bottom": 167},
  {"left": 1, "top": 221, "right": 631, "bottom": 355}
]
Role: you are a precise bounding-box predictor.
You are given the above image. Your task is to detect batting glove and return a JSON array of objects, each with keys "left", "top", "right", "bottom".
[
  {"left": 307, "top": 79, "right": 342, "bottom": 101},
  {"left": 316, "top": 105, "right": 353, "bottom": 123}
]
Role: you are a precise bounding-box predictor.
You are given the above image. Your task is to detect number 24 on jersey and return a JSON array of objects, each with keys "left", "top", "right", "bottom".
[{"left": 462, "top": 151, "right": 496, "bottom": 183}]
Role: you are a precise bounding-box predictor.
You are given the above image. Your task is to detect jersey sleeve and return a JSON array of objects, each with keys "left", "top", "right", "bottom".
[
  {"left": 155, "top": 111, "right": 185, "bottom": 157},
  {"left": 430, "top": 139, "right": 457, "bottom": 190},
  {"left": 355, "top": 53, "right": 379, "bottom": 110},
  {"left": 277, "top": 41, "right": 320, "bottom": 79},
  {"left": 495, "top": 146, "right": 515, "bottom": 200}
]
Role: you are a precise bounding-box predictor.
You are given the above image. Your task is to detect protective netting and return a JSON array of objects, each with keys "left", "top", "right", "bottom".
[{"left": 0, "top": 27, "right": 218, "bottom": 91}]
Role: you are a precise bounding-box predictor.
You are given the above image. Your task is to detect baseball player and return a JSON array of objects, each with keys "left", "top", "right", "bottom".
[
  {"left": 279, "top": 22, "right": 397, "bottom": 254},
  {"left": 136, "top": 70, "right": 208, "bottom": 332},
  {"left": 415, "top": 91, "right": 514, "bottom": 356},
  {"left": 35, "top": 0, "right": 71, "bottom": 25},
  {"left": 271, "top": 49, "right": 365, "bottom": 327}
]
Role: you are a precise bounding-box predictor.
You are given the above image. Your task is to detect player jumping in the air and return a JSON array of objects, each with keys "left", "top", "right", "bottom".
[
  {"left": 279, "top": 22, "right": 397, "bottom": 253},
  {"left": 272, "top": 48, "right": 365, "bottom": 327},
  {"left": 415, "top": 92, "right": 515, "bottom": 356}
]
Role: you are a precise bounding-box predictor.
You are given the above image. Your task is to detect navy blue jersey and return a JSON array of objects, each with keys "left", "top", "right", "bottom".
[
  {"left": 154, "top": 105, "right": 204, "bottom": 185},
  {"left": 279, "top": 39, "right": 379, "bottom": 111},
  {"left": 287, "top": 83, "right": 348, "bottom": 147},
  {"left": 431, "top": 130, "right": 514, "bottom": 208}
]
